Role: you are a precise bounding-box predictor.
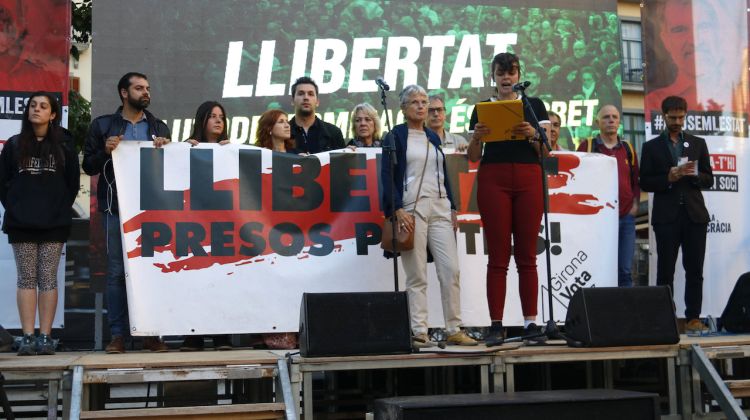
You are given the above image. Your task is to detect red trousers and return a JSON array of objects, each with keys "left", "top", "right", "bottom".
[{"left": 478, "top": 162, "right": 543, "bottom": 320}]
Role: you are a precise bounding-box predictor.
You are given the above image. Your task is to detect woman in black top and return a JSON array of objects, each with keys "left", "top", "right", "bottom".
[
  {"left": 0, "top": 92, "right": 80, "bottom": 355},
  {"left": 467, "top": 53, "right": 550, "bottom": 342},
  {"left": 180, "top": 100, "right": 235, "bottom": 351}
]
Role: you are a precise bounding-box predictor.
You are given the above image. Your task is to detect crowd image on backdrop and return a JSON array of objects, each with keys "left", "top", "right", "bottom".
[{"left": 226, "top": 2, "right": 622, "bottom": 147}]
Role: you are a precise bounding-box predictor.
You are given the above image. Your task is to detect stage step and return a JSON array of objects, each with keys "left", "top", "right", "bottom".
[
  {"left": 78, "top": 402, "right": 286, "bottom": 419},
  {"left": 725, "top": 379, "right": 750, "bottom": 398},
  {"left": 67, "top": 353, "right": 298, "bottom": 419}
]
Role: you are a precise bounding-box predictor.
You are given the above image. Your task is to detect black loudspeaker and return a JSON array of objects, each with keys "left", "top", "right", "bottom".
[
  {"left": 565, "top": 286, "right": 679, "bottom": 347},
  {"left": 0, "top": 325, "right": 13, "bottom": 351},
  {"left": 721, "top": 272, "right": 750, "bottom": 333},
  {"left": 374, "top": 389, "right": 659, "bottom": 420},
  {"left": 299, "top": 292, "right": 412, "bottom": 357}
]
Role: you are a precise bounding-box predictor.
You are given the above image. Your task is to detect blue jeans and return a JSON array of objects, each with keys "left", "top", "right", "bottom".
[
  {"left": 618, "top": 214, "right": 636, "bottom": 287},
  {"left": 104, "top": 212, "right": 129, "bottom": 336}
]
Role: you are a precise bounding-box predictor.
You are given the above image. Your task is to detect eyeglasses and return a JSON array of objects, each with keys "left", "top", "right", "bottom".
[{"left": 428, "top": 107, "right": 445, "bottom": 113}]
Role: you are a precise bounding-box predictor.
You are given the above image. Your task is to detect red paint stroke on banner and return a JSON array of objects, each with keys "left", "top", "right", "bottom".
[
  {"left": 549, "top": 193, "right": 605, "bottom": 215},
  {"left": 548, "top": 153, "right": 580, "bottom": 190},
  {"left": 548, "top": 153, "right": 611, "bottom": 214}
]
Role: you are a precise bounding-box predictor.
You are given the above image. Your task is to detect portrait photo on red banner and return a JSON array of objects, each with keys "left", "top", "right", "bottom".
[
  {"left": 643, "top": 0, "right": 748, "bottom": 114},
  {"left": 0, "top": 0, "right": 69, "bottom": 98}
]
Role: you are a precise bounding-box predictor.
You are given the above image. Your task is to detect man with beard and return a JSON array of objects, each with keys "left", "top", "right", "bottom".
[
  {"left": 639, "top": 96, "right": 713, "bottom": 333},
  {"left": 83, "top": 72, "right": 171, "bottom": 353},
  {"left": 289, "top": 76, "right": 345, "bottom": 154}
]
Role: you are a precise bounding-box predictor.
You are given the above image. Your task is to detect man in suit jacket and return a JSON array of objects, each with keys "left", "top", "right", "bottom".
[{"left": 640, "top": 96, "right": 713, "bottom": 332}]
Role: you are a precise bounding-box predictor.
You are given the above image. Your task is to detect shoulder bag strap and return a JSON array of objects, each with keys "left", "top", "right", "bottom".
[{"left": 410, "top": 139, "right": 431, "bottom": 215}]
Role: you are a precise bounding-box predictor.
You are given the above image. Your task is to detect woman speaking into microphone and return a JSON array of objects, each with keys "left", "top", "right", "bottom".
[{"left": 467, "top": 52, "right": 550, "bottom": 343}]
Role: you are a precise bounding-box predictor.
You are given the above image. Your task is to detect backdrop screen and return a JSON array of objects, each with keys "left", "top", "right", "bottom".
[{"left": 92, "top": 0, "right": 621, "bottom": 150}]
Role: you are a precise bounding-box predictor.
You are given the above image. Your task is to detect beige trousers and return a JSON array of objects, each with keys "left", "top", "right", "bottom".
[{"left": 401, "top": 197, "right": 462, "bottom": 335}]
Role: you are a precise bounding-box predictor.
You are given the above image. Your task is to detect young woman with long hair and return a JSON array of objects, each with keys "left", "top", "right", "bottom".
[{"left": 0, "top": 92, "right": 80, "bottom": 355}]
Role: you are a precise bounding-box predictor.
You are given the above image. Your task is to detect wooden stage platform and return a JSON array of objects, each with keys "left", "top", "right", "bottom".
[{"left": 2, "top": 334, "right": 750, "bottom": 419}]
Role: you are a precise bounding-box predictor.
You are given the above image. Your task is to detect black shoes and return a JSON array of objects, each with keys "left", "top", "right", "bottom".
[
  {"left": 16, "top": 333, "right": 56, "bottom": 356},
  {"left": 36, "top": 334, "right": 56, "bottom": 355},
  {"left": 523, "top": 323, "right": 548, "bottom": 345},
  {"left": 485, "top": 321, "right": 504, "bottom": 347},
  {"left": 17, "top": 334, "right": 35, "bottom": 356}
]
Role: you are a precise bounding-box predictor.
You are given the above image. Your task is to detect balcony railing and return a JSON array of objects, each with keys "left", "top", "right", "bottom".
[{"left": 622, "top": 56, "right": 643, "bottom": 83}]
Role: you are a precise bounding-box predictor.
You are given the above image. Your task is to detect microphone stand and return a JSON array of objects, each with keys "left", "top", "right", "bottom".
[
  {"left": 379, "top": 82, "right": 399, "bottom": 292},
  {"left": 487, "top": 84, "right": 580, "bottom": 347}
]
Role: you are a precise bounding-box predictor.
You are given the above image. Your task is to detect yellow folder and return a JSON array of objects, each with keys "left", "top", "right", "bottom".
[{"left": 475, "top": 99, "right": 525, "bottom": 142}]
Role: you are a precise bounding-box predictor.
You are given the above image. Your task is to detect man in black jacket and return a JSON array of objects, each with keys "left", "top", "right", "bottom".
[
  {"left": 639, "top": 96, "right": 713, "bottom": 333},
  {"left": 289, "top": 76, "right": 345, "bottom": 154},
  {"left": 82, "top": 72, "right": 171, "bottom": 353}
]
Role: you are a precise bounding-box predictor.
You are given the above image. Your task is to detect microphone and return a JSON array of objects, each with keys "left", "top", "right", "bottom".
[
  {"left": 512, "top": 81, "right": 531, "bottom": 92},
  {"left": 375, "top": 77, "right": 390, "bottom": 92}
]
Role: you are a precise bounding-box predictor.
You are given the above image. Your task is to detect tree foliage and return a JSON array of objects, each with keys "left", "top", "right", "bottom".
[
  {"left": 68, "top": 89, "right": 91, "bottom": 153},
  {"left": 71, "top": 0, "right": 92, "bottom": 61},
  {"left": 69, "top": 1, "right": 93, "bottom": 152}
]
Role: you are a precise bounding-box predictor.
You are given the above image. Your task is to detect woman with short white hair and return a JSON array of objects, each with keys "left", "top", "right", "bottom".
[{"left": 380, "top": 84, "right": 476, "bottom": 348}]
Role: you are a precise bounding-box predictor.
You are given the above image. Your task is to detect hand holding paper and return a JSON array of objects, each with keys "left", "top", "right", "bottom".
[
  {"left": 678, "top": 157, "right": 698, "bottom": 176},
  {"left": 475, "top": 99, "right": 525, "bottom": 142}
]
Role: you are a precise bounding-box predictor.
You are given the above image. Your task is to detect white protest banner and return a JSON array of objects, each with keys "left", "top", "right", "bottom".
[{"left": 113, "top": 142, "right": 617, "bottom": 336}]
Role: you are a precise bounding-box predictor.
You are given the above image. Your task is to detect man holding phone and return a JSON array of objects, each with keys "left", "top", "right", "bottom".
[{"left": 640, "top": 96, "right": 713, "bottom": 333}]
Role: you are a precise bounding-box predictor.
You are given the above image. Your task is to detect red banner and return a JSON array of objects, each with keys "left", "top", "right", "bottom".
[{"left": 0, "top": 0, "right": 70, "bottom": 141}]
